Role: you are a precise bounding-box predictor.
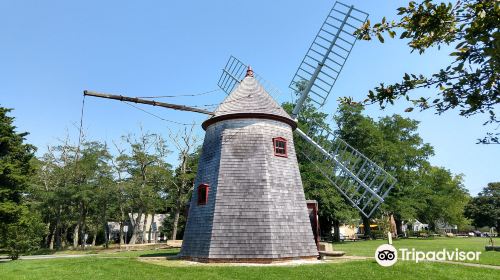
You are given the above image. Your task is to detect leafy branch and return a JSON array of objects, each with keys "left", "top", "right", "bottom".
[{"left": 353, "top": 0, "right": 499, "bottom": 143}]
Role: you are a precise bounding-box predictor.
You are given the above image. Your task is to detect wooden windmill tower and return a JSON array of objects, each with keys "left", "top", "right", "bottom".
[
  {"left": 84, "top": 1, "right": 396, "bottom": 263},
  {"left": 179, "top": 67, "right": 317, "bottom": 262}
]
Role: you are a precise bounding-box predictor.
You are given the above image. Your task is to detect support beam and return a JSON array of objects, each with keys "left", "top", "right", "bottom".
[{"left": 83, "top": 90, "right": 214, "bottom": 115}]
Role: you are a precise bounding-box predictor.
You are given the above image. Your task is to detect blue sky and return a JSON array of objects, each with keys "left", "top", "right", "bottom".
[{"left": 1, "top": 0, "right": 497, "bottom": 195}]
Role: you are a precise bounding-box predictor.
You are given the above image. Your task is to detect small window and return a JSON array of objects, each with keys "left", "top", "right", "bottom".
[
  {"left": 197, "top": 184, "right": 209, "bottom": 205},
  {"left": 273, "top": 137, "right": 287, "bottom": 157}
]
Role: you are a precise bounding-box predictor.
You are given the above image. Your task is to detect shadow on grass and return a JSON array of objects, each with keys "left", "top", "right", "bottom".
[{"left": 139, "top": 251, "right": 179, "bottom": 258}]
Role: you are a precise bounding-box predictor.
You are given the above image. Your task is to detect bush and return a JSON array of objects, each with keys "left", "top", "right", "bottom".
[
  {"left": 370, "top": 230, "right": 385, "bottom": 240},
  {"left": 3, "top": 206, "right": 46, "bottom": 260}
]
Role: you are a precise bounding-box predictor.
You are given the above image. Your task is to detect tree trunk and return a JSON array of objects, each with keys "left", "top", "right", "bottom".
[
  {"left": 171, "top": 151, "right": 188, "bottom": 241},
  {"left": 73, "top": 224, "right": 79, "bottom": 248},
  {"left": 45, "top": 221, "right": 52, "bottom": 248},
  {"left": 80, "top": 208, "right": 87, "bottom": 249},
  {"left": 429, "top": 220, "right": 436, "bottom": 233},
  {"left": 91, "top": 231, "right": 97, "bottom": 246},
  {"left": 362, "top": 216, "right": 372, "bottom": 239},
  {"left": 171, "top": 207, "right": 181, "bottom": 240},
  {"left": 395, "top": 217, "right": 403, "bottom": 237},
  {"left": 332, "top": 220, "right": 340, "bottom": 242},
  {"left": 141, "top": 214, "right": 148, "bottom": 244},
  {"left": 129, "top": 212, "right": 143, "bottom": 245},
  {"left": 61, "top": 226, "right": 69, "bottom": 249},
  {"left": 102, "top": 205, "right": 109, "bottom": 248},
  {"left": 54, "top": 206, "right": 62, "bottom": 249},
  {"left": 148, "top": 212, "right": 155, "bottom": 243},
  {"left": 48, "top": 225, "right": 56, "bottom": 250},
  {"left": 119, "top": 222, "right": 125, "bottom": 246},
  {"left": 119, "top": 206, "right": 125, "bottom": 245},
  {"left": 55, "top": 227, "right": 62, "bottom": 250}
]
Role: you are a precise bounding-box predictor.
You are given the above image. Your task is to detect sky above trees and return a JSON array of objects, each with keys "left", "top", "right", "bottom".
[{"left": 0, "top": 0, "right": 498, "bottom": 195}]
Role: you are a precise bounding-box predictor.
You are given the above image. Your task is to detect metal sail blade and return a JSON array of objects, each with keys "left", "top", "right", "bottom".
[
  {"left": 217, "top": 56, "right": 285, "bottom": 99},
  {"left": 290, "top": 1, "right": 368, "bottom": 117},
  {"left": 294, "top": 123, "right": 396, "bottom": 218}
]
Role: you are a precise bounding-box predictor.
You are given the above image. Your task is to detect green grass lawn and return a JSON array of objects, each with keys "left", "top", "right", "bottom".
[
  {"left": 333, "top": 237, "right": 499, "bottom": 266},
  {"left": 0, "top": 238, "right": 498, "bottom": 280}
]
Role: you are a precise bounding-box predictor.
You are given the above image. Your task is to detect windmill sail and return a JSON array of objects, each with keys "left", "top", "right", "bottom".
[
  {"left": 218, "top": 56, "right": 284, "bottom": 99},
  {"left": 290, "top": 1, "right": 368, "bottom": 113},
  {"left": 217, "top": 53, "right": 396, "bottom": 218},
  {"left": 285, "top": 2, "right": 397, "bottom": 217},
  {"left": 295, "top": 123, "right": 396, "bottom": 218}
]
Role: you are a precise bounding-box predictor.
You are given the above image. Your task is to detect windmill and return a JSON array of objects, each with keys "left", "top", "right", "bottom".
[{"left": 84, "top": 1, "right": 396, "bottom": 262}]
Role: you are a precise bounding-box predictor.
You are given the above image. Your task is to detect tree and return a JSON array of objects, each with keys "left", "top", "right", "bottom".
[
  {"left": 334, "top": 103, "right": 435, "bottom": 236},
  {"left": 165, "top": 125, "right": 200, "bottom": 240},
  {"left": 0, "top": 108, "right": 36, "bottom": 227},
  {"left": 78, "top": 141, "right": 114, "bottom": 248},
  {"left": 32, "top": 138, "right": 115, "bottom": 249},
  {"left": 465, "top": 182, "right": 500, "bottom": 233},
  {"left": 4, "top": 207, "right": 45, "bottom": 259},
  {"left": 417, "top": 166, "right": 470, "bottom": 231},
  {"left": 354, "top": 0, "right": 499, "bottom": 143},
  {"left": 0, "top": 107, "right": 44, "bottom": 259},
  {"left": 117, "top": 129, "right": 171, "bottom": 244}
]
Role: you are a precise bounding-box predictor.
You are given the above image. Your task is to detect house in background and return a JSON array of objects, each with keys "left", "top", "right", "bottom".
[
  {"left": 107, "top": 213, "right": 168, "bottom": 243},
  {"left": 435, "top": 220, "right": 458, "bottom": 234},
  {"left": 409, "top": 220, "right": 429, "bottom": 232}
]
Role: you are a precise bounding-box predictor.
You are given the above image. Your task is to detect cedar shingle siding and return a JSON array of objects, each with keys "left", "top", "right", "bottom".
[{"left": 179, "top": 76, "right": 318, "bottom": 261}]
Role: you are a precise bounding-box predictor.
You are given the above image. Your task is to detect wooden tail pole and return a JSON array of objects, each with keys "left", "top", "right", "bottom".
[{"left": 83, "top": 90, "right": 214, "bottom": 115}]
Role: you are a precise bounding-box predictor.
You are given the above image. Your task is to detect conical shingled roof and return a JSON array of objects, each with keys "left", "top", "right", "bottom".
[{"left": 202, "top": 73, "right": 296, "bottom": 130}]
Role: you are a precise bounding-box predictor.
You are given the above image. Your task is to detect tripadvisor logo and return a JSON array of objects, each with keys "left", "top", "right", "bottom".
[
  {"left": 375, "top": 244, "right": 482, "bottom": 267},
  {"left": 375, "top": 244, "right": 397, "bottom": 267}
]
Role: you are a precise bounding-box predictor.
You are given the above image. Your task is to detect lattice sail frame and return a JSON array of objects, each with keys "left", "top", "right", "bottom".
[
  {"left": 218, "top": 56, "right": 284, "bottom": 99},
  {"left": 290, "top": 1, "right": 368, "bottom": 108},
  {"left": 295, "top": 122, "right": 396, "bottom": 218}
]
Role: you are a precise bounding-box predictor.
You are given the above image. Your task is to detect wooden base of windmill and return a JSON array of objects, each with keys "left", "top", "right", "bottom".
[{"left": 180, "top": 255, "right": 319, "bottom": 264}]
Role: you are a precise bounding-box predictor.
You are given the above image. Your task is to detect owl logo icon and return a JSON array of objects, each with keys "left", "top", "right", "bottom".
[{"left": 375, "top": 244, "right": 398, "bottom": 267}]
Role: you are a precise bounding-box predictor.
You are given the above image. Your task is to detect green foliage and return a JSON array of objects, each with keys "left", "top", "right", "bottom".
[
  {"left": 369, "top": 230, "right": 385, "bottom": 239},
  {"left": 166, "top": 147, "right": 199, "bottom": 211},
  {"left": 355, "top": 0, "right": 499, "bottom": 143},
  {"left": 416, "top": 166, "right": 470, "bottom": 231},
  {"left": 4, "top": 206, "right": 46, "bottom": 260},
  {"left": 113, "top": 131, "right": 172, "bottom": 243},
  {"left": 0, "top": 107, "right": 36, "bottom": 225},
  {"left": 30, "top": 140, "right": 116, "bottom": 249},
  {"left": 161, "top": 212, "right": 186, "bottom": 240},
  {"left": 333, "top": 103, "right": 470, "bottom": 233},
  {"left": 0, "top": 107, "right": 41, "bottom": 258},
  {"left": 464, "top": 182, "right": 500, "bottom": 232},
  {"left": 334, "top": 103, "right": 434, "bottom": 224}
]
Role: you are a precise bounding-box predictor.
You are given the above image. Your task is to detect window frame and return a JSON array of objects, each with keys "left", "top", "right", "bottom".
[
  {"left": 197, "top": 183, "right": 209, "bottom": 206},
  {"left": 272, "top": 137, "right": 288, "bottom": 158}
]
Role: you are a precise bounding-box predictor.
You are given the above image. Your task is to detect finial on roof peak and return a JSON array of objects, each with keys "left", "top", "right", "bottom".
[{"left": 245, "top": 66, "right": 254, "bottom": 77}]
